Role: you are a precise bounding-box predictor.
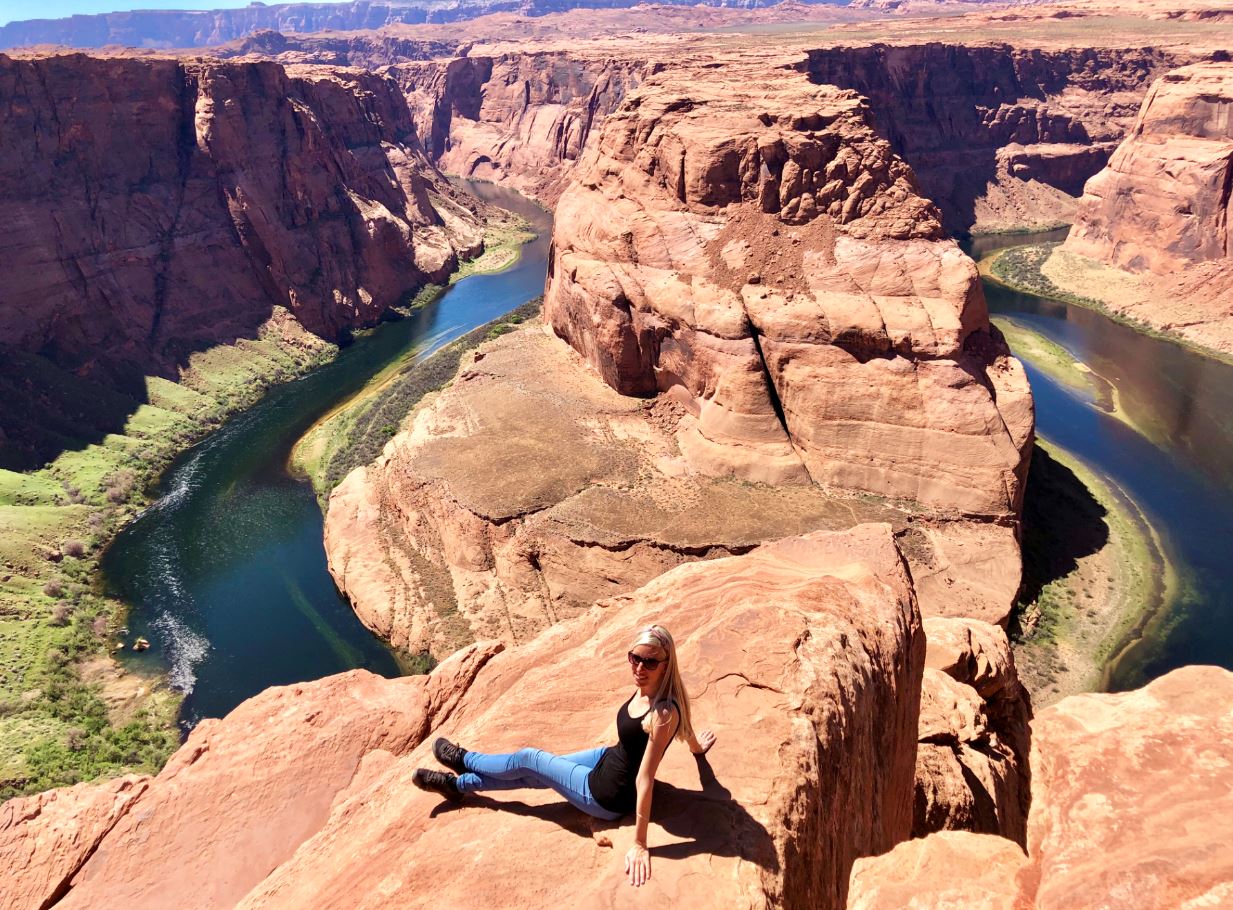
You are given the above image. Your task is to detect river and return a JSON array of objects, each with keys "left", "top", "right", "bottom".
[
  {"left": 969, "top": 230, "right": 1233, "bottom": 690},
  {"left": 103, "top": 210, "right": 1232, "bottom": 728},
  {"left": 103, "top": 183, "right": 552, "bottom": 728}
]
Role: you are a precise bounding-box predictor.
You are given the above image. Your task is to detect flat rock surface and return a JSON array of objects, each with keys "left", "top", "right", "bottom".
[{"left": 326, "top": 325, "right": 1021, "bottom": 657}]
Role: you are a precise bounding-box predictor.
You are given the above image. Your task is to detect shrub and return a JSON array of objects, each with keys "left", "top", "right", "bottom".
[
  {"left": 91, "top": 615, "right": 110, "bottom": 638},
  {"left": 65, "top": 728, "right": 87, "bottom": 752},
  {"left": 103, "top": 468, "right": 137, "bottom": 504},
  {"left": 50, "top": 603, "right": 73, "bottom": 626},
  {"left": 62, "top": 539, "right": 87, "bottom": 558},
  {"left": 42, "top": 580, "right": 65, "bottom": 598}
]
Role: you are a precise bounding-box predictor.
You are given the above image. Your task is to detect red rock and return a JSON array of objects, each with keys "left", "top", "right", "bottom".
[
  {"left": 3, "top": 525, "right": 925, "bottom": 910},
  {"left": 0, "top": 774, "right": 149, "bottom": 910},
  {"left": 848, "top": 830, "right": 1029, "bottom": 910},
  {"left": 543, "top": 66, "right": 1033, "bottom": 516},
  {"left": 913, "top": 619, "right": 1032, "bottom": 845},
  {"left": 43, "top": 645, "right": 500, "bottom": 910}
]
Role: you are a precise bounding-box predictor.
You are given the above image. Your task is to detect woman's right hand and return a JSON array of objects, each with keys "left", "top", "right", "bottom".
[{"left": 690, "top": 729, "right": 717, "bottom": 755}]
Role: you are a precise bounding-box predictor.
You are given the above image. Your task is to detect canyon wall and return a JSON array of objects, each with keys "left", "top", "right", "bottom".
[
  {"left": 1050, "top": 61, "right": 1233, "bottom": 356},
  {"left": 849, "top": 664, "right": 1233, "bottom": 909},
  {"left": 1066, "top": 61, "right": 1232, "bottom": 272},
  {"left": 0, "top": 52, "right": 483, "bottom": 467},
  {"left": 800, "top": 43, "right": 1191, "bottom": 231},
  {"left": 391, "top": 52, "right": 655, "bottom": 203},
  {"left": 324, "top": 64, "right": 1031, "bottom": 659},
  {"left": 3, "top": 526, "right": 925, "bottom": 910}
]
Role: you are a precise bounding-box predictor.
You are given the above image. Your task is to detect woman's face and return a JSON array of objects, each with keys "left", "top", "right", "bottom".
[{"left": 629, "top": 644, "right": 668, "bottom": 689}]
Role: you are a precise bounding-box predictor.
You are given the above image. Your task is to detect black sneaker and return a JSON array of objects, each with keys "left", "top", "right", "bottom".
[
  {"left": 413, "top": 768, "right": 463, "bottom": 802},
  {"left": 433, "top": 737, "right": 469, "bottom": 774}
]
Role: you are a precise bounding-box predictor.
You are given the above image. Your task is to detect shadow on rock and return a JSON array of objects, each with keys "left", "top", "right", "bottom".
[{"left": 1011, "top": 446, "right": 1109, "bottom": 635}]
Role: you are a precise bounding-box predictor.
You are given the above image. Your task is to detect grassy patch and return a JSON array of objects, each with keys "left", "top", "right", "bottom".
[
  {"left": 0, "top": 308, "right": 337, "bottom": 798},
  {"left": 294, "top": 299, "right": 544, "bottom": 499},
  {"left": 993, "top": 316, "right": 1098, "bottom": 399}
]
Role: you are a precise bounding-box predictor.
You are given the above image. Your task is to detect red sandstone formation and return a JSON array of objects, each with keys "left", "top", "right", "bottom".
[
  {"left": 0, "top": 52, "right": 482, "bottom": 459},
  {"left": 324, "top": 325, "right": 1022, "bottom": 656},
  {"left": 1057, "top": 62, "right": 1233, "bottom": 354},
  {"left": 914, "top": 617, "right": 1032, "bottom": 844},
  {"left": 800, "top": 43, "right": 1190, "bottom": 232},
  {"left": 849, "top": 664, "right": 1233, "bottom": 909},
  {"left": 2, "top": 525, "right": 924, "bottom": 910},
  {"left": 544, "top": 66, "right": 1033, "bottom": 514}
]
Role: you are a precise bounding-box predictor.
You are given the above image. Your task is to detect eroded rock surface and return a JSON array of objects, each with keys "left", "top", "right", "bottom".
[
  {"left": 544, "top": 66, "right": 1033, "bottom": 515},
  {"left": 848, "top": 664, "right": 1233, "bottom": 909},
  {"left": 325, "top": 325, "right": 1021, "bottom": 656},
  {"left": 5, "top": 525, "right": 925, "bottom": 910},
  {"left": 1058, "top": 61, "right": 1233, "bottom": 355},
  {"left": 0, "top": 52, "right": 483, "bottom": 465},
  {"left": 914, "top": 617, "right": 1032, "bottom": 845}
]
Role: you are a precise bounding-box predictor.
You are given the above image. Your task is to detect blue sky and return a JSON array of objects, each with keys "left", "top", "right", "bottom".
[{"left": 0, "top": 1, "right": 353, "bottom": 27}]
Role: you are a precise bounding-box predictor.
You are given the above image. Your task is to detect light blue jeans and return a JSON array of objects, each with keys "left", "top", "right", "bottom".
[{"left": 455, "top": 746, "right": 623, "bottom": 820}]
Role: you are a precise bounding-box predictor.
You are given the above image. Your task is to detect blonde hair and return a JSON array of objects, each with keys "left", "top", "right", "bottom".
[{"left": 632, "top": 624, "right": 694, "bottom": 744}]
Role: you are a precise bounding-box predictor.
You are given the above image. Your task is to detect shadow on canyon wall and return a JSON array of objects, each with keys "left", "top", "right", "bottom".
[{"left": 1011, "top": 446, "right": 1110, "bottom": 637}]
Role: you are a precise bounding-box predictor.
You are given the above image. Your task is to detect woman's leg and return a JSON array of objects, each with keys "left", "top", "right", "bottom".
[{"left": 455, "top": 747, "right": 620, "bottom": 820}]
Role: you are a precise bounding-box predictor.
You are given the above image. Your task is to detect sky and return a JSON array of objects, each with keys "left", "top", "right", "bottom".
[{"left": 0, "top": 0, "right": 353, "bottom": 27}]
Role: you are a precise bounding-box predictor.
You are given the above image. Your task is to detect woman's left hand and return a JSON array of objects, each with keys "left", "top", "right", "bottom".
[{"left": 625, "top": 843, "right": 651, "bottom": 886}]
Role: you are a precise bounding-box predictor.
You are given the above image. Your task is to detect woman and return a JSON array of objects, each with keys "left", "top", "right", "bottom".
[{"left": 413, "top": 623, "right": 717, "bottom": 886}]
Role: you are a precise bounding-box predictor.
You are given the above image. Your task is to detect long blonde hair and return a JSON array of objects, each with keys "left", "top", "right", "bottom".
[{"left": 632, "top": 624, "right": 694, "bottom": 744}]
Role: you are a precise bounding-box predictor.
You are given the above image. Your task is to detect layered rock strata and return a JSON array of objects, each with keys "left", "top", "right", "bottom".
[
  {"left": 325, "top": 325, "right": 1021, "bottom": 656},
  {"left": 4, "top": 525, "right": 925, "bottom": 910},
  {"left": 801, "top": 44, "right": 1190, "bottom": 231},
  {"left": 543, "top": 67, "right": 1033, "bottom": 514},
  {"left": 1057, "top": 62, "right": 1233, "bottom": 355},
  {"left": 848, "top": 664, "right": 1233, "bottom": 909},
  {"left": 392, "top": 52, "right": 654, "bottom": 203},
  {"left": 914, "top": 617, "right": 1032, "bottom": 844},
  {"left": 0, "top": 52, "right": 483, "bottom": 462}
]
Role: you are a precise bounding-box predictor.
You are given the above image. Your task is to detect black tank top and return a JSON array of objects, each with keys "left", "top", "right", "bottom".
[{"left": 588, "top": 692, "right": 677, "bottom": 814}]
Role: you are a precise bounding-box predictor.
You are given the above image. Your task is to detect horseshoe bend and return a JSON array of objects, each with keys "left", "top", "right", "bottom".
[{"left": 1, "top": 2, "right": 1233, "bottom": 908}]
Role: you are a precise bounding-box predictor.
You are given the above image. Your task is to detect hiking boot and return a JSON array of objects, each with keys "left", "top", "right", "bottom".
[
  {"left": 433, "top": 737, "right": 469, "bottom": 774},
  {"left": 413, "top": 768, "right": 463, "bottom": 802}
]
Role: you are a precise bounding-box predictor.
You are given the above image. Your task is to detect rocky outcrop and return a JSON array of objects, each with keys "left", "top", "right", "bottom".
[
  {"left": 392, "top": 52, "right": 654, "bottom": 203},
  {"left": 325, "top": 324, "right": 1021, "bottom": 656},
  {"left": 848, "top": 664, "right": 1233, "bottom": 909},
  {"left": 4, "top": 525, "right": 925, "bottom": 910},
  {"left": 914, "top": 617, "right": 1032, "bottom": 845},
  {"left": 0, "top": 52, "right": 483, "bottom": 466},
  {"left": 544, "top": 66, "right": 1033, "bottom": 514},
  {"left": 801, "top": 44, "right": 1190, "bottom": 231},
  {"left": 1066, "top": 62, "right": 1233, "bottom": 272},
  {"left": 1045, "top": 62, "right": 1233, "bottom": 357}
]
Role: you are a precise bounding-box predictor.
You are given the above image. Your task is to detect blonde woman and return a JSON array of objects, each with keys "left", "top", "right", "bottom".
[{"left": 414, "top": 623, "right": 717, "bottom": 886}]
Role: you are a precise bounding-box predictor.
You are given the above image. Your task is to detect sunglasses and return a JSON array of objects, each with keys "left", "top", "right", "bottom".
[{"left": 628, "top": 651, "right": 664, "bottom": 671}]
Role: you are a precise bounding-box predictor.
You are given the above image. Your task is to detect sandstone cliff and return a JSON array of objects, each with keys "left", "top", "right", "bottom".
[
  {"left": 3, "top": 525, "right": 924, "bottom": 910},
  {"left": 544, "top": 66, "right": 1033, "bottom": 514},
  {"left": 849, "top": 664, "right": 1233, "bottom": 909},
  {"left": 0, "top": 52, "right": 483, "bottom": 466},
  {"left": 1055, "top": 62, "right": 1233, "bottom": 355},
  {"left": 324, "top": 64, "right": 1033, "bottom": 659},
  {"left": 800, "top": 43, "right": 1191, "bottom": 232}
]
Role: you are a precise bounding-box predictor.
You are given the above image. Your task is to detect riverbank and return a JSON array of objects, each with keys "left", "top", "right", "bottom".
[
  {"left": 291, "top": 211, "right": 540, "bottom": 499},
  {"left": 0, "top": 310, "right": 338, "bottom": 797},
  {"left": 1011, "top": 438, "right": 1175, "bottom": 707},
  {"left": 981, "top": 243, "right": 1233, "bottom": 366}
]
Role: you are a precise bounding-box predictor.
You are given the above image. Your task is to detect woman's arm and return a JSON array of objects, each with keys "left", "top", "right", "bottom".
[{"left": 624, "top": 704, "right": 678, "bottom": 887}]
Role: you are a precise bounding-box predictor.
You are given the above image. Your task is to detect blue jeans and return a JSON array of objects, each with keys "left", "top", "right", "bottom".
[{"left": 455, "top": 746, "right": 623, "bottom": 821}]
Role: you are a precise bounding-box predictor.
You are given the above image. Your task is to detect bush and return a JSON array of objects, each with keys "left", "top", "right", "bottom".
[
  {"left": 50, "top": 603, "right": 73, "bottom": 626},
  {"left": 62, "top": 539, "right": 87, "bottom": 558},
  {"left": 91, "top": 615, "right": 110, "bottom": 638},
  {"left": 42, "top": 580, "right": 65, "bottom": 598},
  {"left": 103, "top": 468, "right": 137, "bottom": 504}
]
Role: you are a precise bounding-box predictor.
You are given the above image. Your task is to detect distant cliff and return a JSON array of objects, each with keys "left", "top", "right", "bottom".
[
  {"left": 0, "top": 0, "right": 844, "bottom": 51},
  {"left": 0, "top": 52, "right": 483, "bottom": 468}
]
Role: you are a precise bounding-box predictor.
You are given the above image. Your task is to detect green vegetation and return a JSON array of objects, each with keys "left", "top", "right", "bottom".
[
  {"left": 1011, "top": 439, "right": 1175, "bottom": 706},
  {"left": 993, "top": 316, "right": 1099, "bottom": 399},
  {"left": 0, "top": 309, "right": 337, "bottom": 798},
  {"left": 294, "top": 299, "right": 544, "bottom": 497}
]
